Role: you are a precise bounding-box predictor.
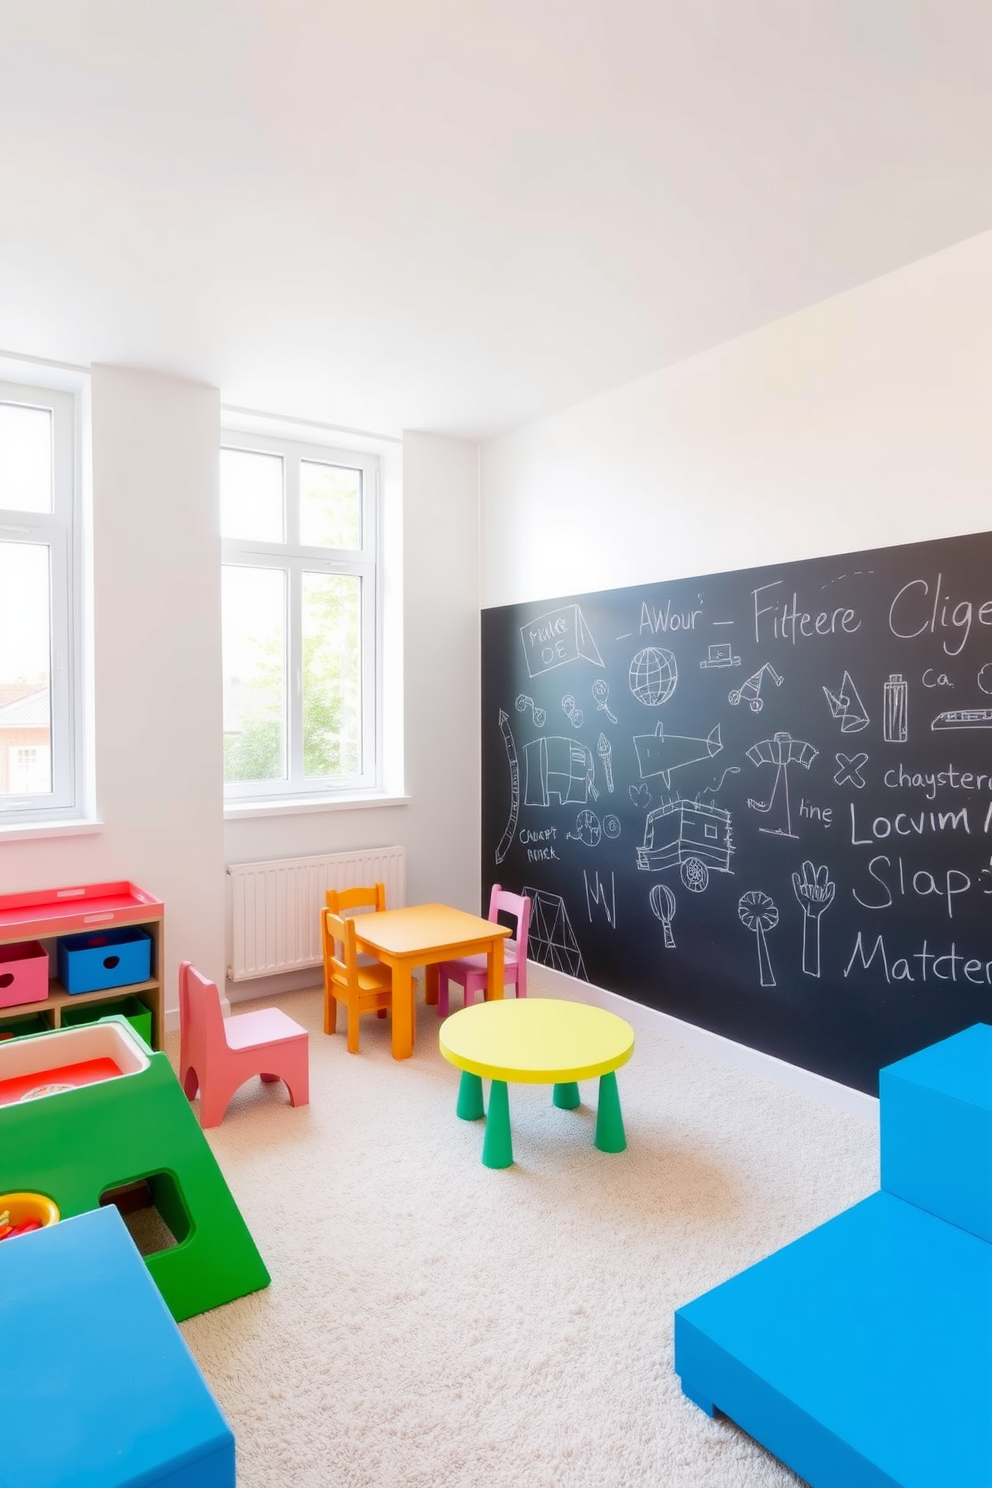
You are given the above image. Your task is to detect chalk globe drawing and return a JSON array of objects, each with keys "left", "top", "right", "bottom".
[{"left": 629, "top": 647, "right": 678, "bottom": 706}]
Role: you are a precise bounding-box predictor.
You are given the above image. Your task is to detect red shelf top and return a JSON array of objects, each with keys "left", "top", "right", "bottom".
[{"left": 0, "top": 882, "right": 164, "bottom": 939}]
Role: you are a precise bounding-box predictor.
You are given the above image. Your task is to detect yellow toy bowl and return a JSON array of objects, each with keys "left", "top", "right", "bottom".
[{"left": 0, "top": 1191, "right": 60, "bottom": 1241}]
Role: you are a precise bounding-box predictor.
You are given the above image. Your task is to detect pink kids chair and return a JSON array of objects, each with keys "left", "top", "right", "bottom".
[
  {"left": 178, "top": 961, "right": 310, "bottom": 1128},
  {"left": 436, "top": 885, "right": 531, "bottom": 1018}
]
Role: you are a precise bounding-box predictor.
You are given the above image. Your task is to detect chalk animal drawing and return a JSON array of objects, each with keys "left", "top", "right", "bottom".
[
  {"left": 585, "top": 870, "right": 616, "bottom": 927},
  {"left": 649, "top": 882, "right": 677, "bottom": 948},
  {"left": 738, "top": 891, "right": 778, "bottom": 987},
  {"left": 700, "top": 642, "right": 740, "bottom": 669},
  {"left": 823, "top": 671, "right": 869, "bottom": 733},
  {"left": 636, "top": 797, "right": 734, "bottom": 892},
  {"left": 524, "top": 888, "right": 588, "bottom": 979},
  {"left": 597, "top": 733, "right": 615, "bottom": 792},
  {"left": 791, "top": 862, "right": 835, "bottom": 978},
  {"left": 562, "top": 694, "right": 584, "bottom": 728},
  {"left": 524, "top": 736, "right": 600, "bottom": 807},
  {"left": 603, "top": 815, "right": 621, "bottom": 839},
  {"left": 930, "top": 707, "right": 992, "bottom": 730},
  {"left": 592, "top": 678, "right": 618, "bottom": 723},
  {"left": 515, "top": 693, "right": 546, "bottom": 728},
  {"left": 729, "top": 663, "right": 784, "bottom": 713},
  {"left": 495, "top": 710, "right": 520, "bottom": 865},
  {"left": 834, "top": 752, "right": 869, "bottom": 789},
  {"left": 520, "top": 604, "right": 604, "bottom": 678},
  {"left": 629, "top": 783, "right": 652, "bottom": 811},
  {"left": 629, "top": 647, "right": 678, "bottom": 706},
  {"left": 634, "top": 721, "right": 723, "bottom": 789},
  {"left": 567, "top": 810, "right": 602, "bottom": 847},
  {"left": 747, "top": 731, "right": 818, "bottom": 839}
]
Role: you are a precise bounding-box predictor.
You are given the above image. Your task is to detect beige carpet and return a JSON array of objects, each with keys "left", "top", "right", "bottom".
[{"left": 167, "top": 975, "right": 878, "bottom": 1487}]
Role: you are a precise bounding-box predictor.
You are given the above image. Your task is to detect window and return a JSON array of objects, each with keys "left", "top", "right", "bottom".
[
  {"left": 0, "top": 380, "right": 80, "bottom": 822},
  {"left": 221, "top": 433, "right": 380, "bottom": 802}
]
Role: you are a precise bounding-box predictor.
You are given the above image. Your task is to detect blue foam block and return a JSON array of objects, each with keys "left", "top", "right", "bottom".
[
  {"left": 0, "top": 1205, "right": 235, "bottom": 1488},
  {"left": 675, "top": 1190, "right": 992, "bottom": 1488},
  {"left": 881, "top": 1022, "right": 992, "bottom": 1242}
]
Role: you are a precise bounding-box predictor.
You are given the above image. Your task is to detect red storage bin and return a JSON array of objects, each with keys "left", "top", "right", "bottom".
[{"left": 0, "top": 942, "right": 49, "bottom": 1008}]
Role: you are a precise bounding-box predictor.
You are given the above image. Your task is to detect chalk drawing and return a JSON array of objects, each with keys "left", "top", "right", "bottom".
[
  {"left": 585, "top": 870, "right": 616, "bottom": 927},
  {"left": 567, "top": 810, "right": 602, "bottom": 847},
  {"left": 791, "top": 862, "right": 835, "bottom": 978},
  {"left": 629, "top": 783, "right": 652, "bottom": 810},
  {"left": 649, "top": 882, "right": 677, "bottom": 948},
  {"left": 597, "top": 733, "right": 615, "bottom": 792},
  {"left": 931, "top": 707, "right": 992, "bottom": 730},
  {"left": 738, "top": 891, "right": 778, "bottom": 987},
  {"left": 700, "top": 642, "right": 740, "bottom": 670},
  {"left": 634, "top": 721, "right": 723, "bottom": 789},
  {"left": 592, "top": 678, "right": 618, "bottom": 723},
  {"left": 883, "top": 674, "right": 908, "bottom": 743},
  {"left": 636, "top": 797, "right": 734, "bottom": 892},
  {"left": 495, "top": 710, "right": 520, "bottom": 866},
  {"left": 525, "top": 887, "right": 588, "bottom": 979},
  {"left": 520, "top": 604, "right": 604, "bottom": 678},
  {"left": 729, "top": 663, "right": 784, "bottom": 713},
  {"left": 979, "top": 665, "right": 992, "bottom": 696},
  {"left": 562, "top": 694, "right": 584, "bottom": 728},
  {"left": 629, "top": 647, "right": 678, "bottom": 706},
  {"left": 524, "top": 737, "right": 600, "bottom": 807},
  {"left": 823, "top": 671, "right": 869, "bottom": 733},
  {"left": 702, "top": 766, "right": 741, "bottom": 795},
  {"left": 515, "top": 693, "right": 546, "bottom": 728},
  {"left": 603, "top": 815, "right": 621, "bottom": 839},
  {"left": 747, "top": 732, "right": 818, "bottom": 839},
  {"left": 834, "top": 751, "right": 869, "bottom": 789}
]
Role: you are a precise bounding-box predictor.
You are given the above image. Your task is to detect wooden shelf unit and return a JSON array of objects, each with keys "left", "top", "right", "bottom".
[{"left": 0, "top": 882, "right": 165, "bottom": 1049}]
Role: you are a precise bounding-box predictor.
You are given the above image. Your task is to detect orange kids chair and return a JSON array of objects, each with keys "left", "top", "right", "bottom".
[
  {"left": 436, "top": 885, "right": 531, "bottom": 1017},
  {"left": 325, "top": 881, "right": 386, "bottom": 917},
  {"left": 178, "top": 961, "right": 310, "bottom": 1128},
  {"left": 321, "top": 909, "right": 393, "bottom": 1049}
]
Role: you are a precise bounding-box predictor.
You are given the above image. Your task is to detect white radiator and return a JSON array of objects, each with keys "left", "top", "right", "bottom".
[{"left": 227, "top": 847, "right": 406, "bottom": 981}]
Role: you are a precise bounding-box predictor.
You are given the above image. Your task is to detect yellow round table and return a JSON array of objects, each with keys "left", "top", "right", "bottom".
[{"left": 438, "top": 998, "right": 634, "bottom": 1168}]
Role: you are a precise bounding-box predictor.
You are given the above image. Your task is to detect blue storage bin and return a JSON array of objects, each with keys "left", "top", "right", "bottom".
[{"left": 57, "top": 926, "right": 152, "bottom": 995}]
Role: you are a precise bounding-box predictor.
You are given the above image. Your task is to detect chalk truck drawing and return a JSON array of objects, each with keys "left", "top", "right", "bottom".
[
  {"left": 524, "top": 736, "right": 600, "bottom": 807},
  {"left": 634, "top": 721, "right": 723, "bottom": 789},
  {"left": 520, "top": 604, "right": 604, "bottom": 678},
  {"left": 524, "top": 887, "right": 588, "bottom": 979},
  {"left": 636, "top": 798, "right": 734, "bottom": 893}
]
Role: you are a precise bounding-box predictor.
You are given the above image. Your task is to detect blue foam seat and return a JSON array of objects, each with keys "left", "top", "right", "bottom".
[{"left": 0, "top": 1204, "right": 235, "bottom": 1488}]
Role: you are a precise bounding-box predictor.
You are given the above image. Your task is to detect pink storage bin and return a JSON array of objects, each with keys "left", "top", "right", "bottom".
[{"left": 0, "top": 941, "right": 49, "bottom": 1007}]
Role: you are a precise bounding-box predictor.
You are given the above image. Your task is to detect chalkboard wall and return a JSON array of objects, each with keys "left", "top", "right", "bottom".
[{"left": 481, "top": 531, "right": 992, "bottom": 1094}]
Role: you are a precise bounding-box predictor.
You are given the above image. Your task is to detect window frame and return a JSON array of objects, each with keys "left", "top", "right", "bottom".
[
  {"left": 221, "top": 431, "right": 381, "bottom": 804},
  {"left": 0, "top": 379, "right": 81, "bottom": 824}
]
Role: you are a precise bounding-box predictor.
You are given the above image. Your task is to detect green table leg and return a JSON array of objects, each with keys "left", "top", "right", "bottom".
[
  {"left": 481, "top": 1080, "right": 513, "bottom": 1168},
  {"left": 456, "top": 1070, "right": 485, "bottom": 1121},
  {"left": 594, "top": 1070, "right": 626, "bottom": 1153},
  {"left": 553, "top": 1080, "right": 581, "bottom": 1109}
]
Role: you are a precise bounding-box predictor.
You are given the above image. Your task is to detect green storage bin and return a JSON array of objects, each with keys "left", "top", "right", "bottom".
[
  {"left": 61, "top": 995, "right": 153, "bottom": 1049},
  {"left": 0, "top": 1012, "right": 50, "bottom": 1043}
]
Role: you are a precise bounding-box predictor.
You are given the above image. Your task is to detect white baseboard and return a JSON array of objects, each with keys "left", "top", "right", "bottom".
[{"left": 531, "top": 963, "right": 879, "bottom": 1124}]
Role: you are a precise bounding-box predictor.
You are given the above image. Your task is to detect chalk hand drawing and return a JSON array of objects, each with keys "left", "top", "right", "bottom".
[
  {"left": 882, "top": 674, "right": 908, "bottom": 743},
  {"left": 636, "top": 797, "right": 734, "bottom": 892},
  {"left": 649, "top": 882, "right": 677, "bottom": 948},
  {"left": 700, "top": 642, "right": 740, "bottom": 670},
  {"left": 634, "top": 721, "right": 723, "bottom": 789},
  {"left": 515, "top": 693, "right": 546, "bottom": 728},
  {"left": 823, "top": 671, "right": 869, "bottom": 733},
  {"left": 729, "top": 663, "right": 784, "bottom": 714},
  {"left": 834, "top": 752, "right": 869, "bottom": 790},
  {"left": 585, "top": 870, "right": 616, "bottom": 927},
  {"left": 524, "top": 737, "right": 600, "bottom": 807},
  {"left": 931, "top": 707, "right": 992, "bottom": 730},
  {"left": 520, "top": 604, "right": 604, "bottom": 678},
  {"left": 629, "top": 647, "right": 678, "bottom": 706},
  {"left": 592, "top": 678, "right": 618, "bottom": 723},
  {"left": 603, "top": 815, "right": 621, "bottom": 839},
  {"left": 702, "top": 766, "right": 741, "bottom": 795},
  {"left": 567, "top": 810, "right": 601, "bottom": 847},
  {"left": 524, "top": 887, "right": 588, "bottom": 979},
  {"left": 738, "top": 891, "right": 778, "bottom": 987},
  {"left": 562, "top": 694, "right": 584, "bottom": 728},
  {"left": 629, "top": 783, "right": 652, "bottom": 811},
  {"left": 791, "top": 862, "right": 835, "bottom": 978},
  {"left": 495, "top": 710, "right": 520, "bottom": 866},
  {"left": 597, "top": 733, "right": 615, "bottom": 792},
  {"left": 747, "top": 732, "right": 818, "bottom": 839}
]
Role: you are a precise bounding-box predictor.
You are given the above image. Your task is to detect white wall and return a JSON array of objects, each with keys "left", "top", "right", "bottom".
[
  {"left": 480, "top": 230, "right": 992, "bottom": 608},
  {"left": 0, "top": 365, "right": 227, "bottom": 1006}
]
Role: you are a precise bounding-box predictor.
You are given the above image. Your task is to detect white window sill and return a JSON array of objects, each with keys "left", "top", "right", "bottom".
[
  {"left": 0, "top": 818, "right": 104, "bottom": 842},
  {"left": 224, "top": 792, "right": 410, "bottom": 820}
]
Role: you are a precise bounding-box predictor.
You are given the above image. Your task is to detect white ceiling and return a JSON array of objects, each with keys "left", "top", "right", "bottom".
[{"left": 1, "top": 2, "right": 990, "bottom": 439}]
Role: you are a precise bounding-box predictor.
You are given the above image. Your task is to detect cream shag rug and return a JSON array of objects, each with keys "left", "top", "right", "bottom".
[{"left": 168, "top": 976, "right": 877, "bottom": 1487}]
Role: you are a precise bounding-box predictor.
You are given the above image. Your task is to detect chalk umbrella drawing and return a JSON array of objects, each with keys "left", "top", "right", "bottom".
[
  {"left": 791, "top": 862, "right": 835, "bottom": 978},
  {"left": 495, "top": 710, "right": 520, "bottom": 865},
  {"left": 746, "top": 731, "right": 818, "bottom": 838},
  {"left": 738, "top": 891, "right": 779, "bottom": 987}
]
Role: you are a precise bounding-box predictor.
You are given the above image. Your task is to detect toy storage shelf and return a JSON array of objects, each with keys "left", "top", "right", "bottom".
[{"left": 0, "top": 882, "right": 165, "bottom": 1050}]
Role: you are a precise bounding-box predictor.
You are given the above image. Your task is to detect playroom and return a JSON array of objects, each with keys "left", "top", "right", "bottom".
[{"left": 1, "top": 9, "right": 990, "bottom": 1488}]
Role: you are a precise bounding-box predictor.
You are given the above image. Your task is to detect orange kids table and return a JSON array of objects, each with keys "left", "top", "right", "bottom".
[{"left": 353, "top": 903, "right": 510, "bottom": 1060}]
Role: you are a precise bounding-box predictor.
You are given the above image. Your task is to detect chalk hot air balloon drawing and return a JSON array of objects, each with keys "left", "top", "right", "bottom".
[{"left": 633, "top": 721, "right": 723, "bottom": 789}]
